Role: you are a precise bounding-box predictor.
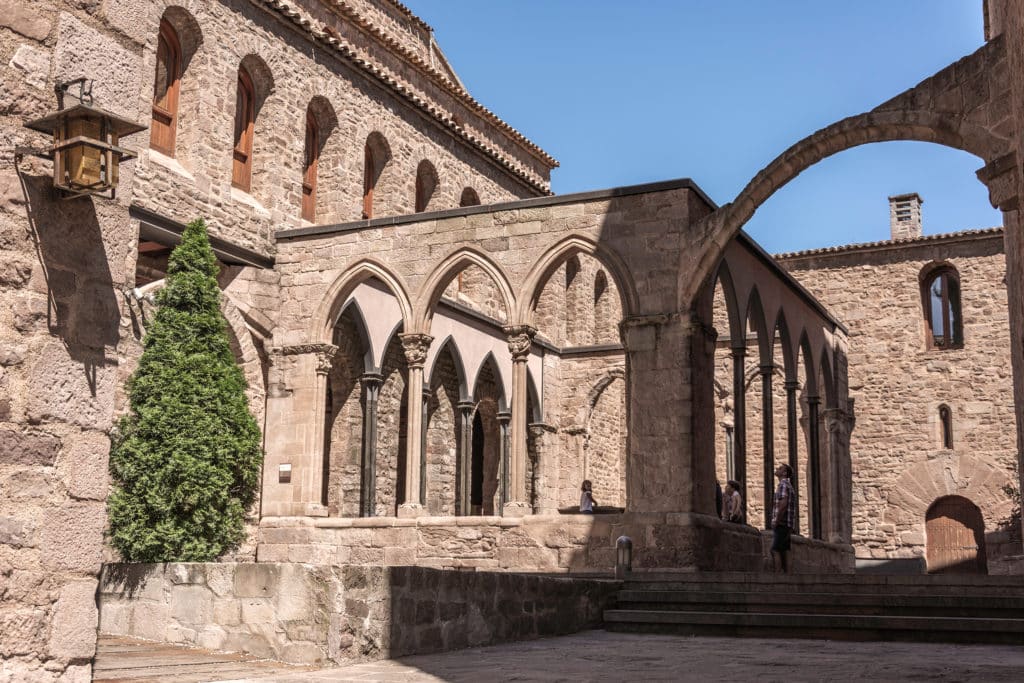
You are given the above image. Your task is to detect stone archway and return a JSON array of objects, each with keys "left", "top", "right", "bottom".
[
  {"left": 681, "top": 40, "right": 1013, "bottom": 311},
  {"left": 926, "top": 495, "right": 988, "bottom": 574}
]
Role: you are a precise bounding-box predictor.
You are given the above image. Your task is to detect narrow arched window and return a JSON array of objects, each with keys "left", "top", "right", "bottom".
[
  {"left": 150, "top": 18, "right": 182, "bottom": 156},
  {"left": 922, "top": 267, "right": 963, "bottom": 349},
  {"left": 939, "top": 404, "right": 953, "bottom": 449},
  {"left": 460, "top": 187, "right": 480, "bottom": 207},
  {"left": 594, "top": 270, "right": 607, "bottom": 304},
  {"left": 414, "top": 160, "right": 436, "bottom": 213},
  {"left": 362, "top": 143, "right": 375, "bottom": 219},
  {"left": 301, "top": 110, "right": 319, "bottom": 222},
  {"left": 232, "top": 66, "right": 255, "bottom": 192}
]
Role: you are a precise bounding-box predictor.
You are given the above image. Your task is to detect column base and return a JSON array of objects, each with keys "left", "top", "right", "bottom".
[
  {"left": 502, "top": 501, "right": 532, "bottom": 517},
  {"left": 397, "top": 502, "right": 426, "bottom": 518}
]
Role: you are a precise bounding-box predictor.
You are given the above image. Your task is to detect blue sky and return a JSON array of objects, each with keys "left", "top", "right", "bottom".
[{"left": 404, "top": 1, "right": 1002, "bottom": 253}]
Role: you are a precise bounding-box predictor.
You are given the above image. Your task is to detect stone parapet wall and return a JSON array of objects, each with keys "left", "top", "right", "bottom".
[
  {"left": 256, "top": 513, "right": 853, "bottom": 574},
  {"left": 99, "top": 562, "right": 618, "bottom": 666}
]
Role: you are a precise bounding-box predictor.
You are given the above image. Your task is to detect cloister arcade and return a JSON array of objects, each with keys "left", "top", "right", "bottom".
[{"left": 257, "top": 181, "right": 852, "bottom": 571}]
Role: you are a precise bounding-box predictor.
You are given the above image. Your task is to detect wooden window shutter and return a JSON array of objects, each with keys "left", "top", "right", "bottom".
[
  {"left": 362, "top": 144, "right": 374, "bottom": 219},
  {"left": 150, "top": 19, "right": 181, "bottom": 156},
  {"left": 302, "top": 111, "right": 319, "bottom": 222},
  {"left": 232, "top": 67, "right": 255, "bottom": 192}
]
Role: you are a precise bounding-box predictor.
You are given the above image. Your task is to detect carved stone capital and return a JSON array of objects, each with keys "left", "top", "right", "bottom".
[
  {"left": 399, "top": 333, "right": 433, "bottom": 369},
  {"left": 976, "top": 151, "right": 1020, "bottom": 211},
  {"left": 503, "top": 324, "right": 536, "bottom": 360},
  {"left": 315, "top": 346, "right": 339, "bottom": 375}
]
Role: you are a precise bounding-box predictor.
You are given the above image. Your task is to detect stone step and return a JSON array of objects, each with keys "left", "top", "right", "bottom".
[
  {"left": 603, "top": 609, "right": 1024, "bottom": 645},
  {"left": 625, "top": 571, "right": 1024, "bottom": 587},
  {"left": 623, "top": 575, "right": 1024, "bottom": 597},
  {"left": 615, "top": 589, "right": 1024, "bottom": 618}
]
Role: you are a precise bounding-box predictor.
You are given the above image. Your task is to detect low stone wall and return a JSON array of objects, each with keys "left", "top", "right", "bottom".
[
  {"left": 256, "top": 513, "right": 855, "bottom": 574},
  {"left": 98, "top": 563, "right": 619, "bottom": 665}
]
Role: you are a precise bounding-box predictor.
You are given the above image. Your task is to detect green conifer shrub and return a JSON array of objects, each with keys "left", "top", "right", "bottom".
[{"left": 108, "top": 218, "right": 263, "bottom": 562}]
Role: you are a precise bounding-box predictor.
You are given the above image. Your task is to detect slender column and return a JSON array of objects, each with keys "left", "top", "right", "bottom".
[
  {"left": 309, "top": 344, "right": 337, "bottom": 516},
  {"left": 420, "top": 387, "right": 430, "bottom": 507},
  {"left": 497, "top": 411, "right": 512, "bottom": 513},
  {"left": 398, "top": 333, "right": 432, "bottom": 517},
  {"left": 730, "top": 347, "right": 747, "bottom": 521},
  {"left": 784, "top": 379, "right": 800, "bottom": 535},
  {"left": 529, "top": 423, "right": 558, "bottom": 514},
  {"left": 760, "top": 364, "right": 775, "bottom": 530},
  {"left": 807, "top": 395, "right": 822, "bottom": 539},
  {"left": 457, "top": 400, "right": 475, "bottom": 516},
  {"left": 502, "top": 325, "right": 535, "bottom": 516},
  {"left": 359, "top": 373, "right": 382, "bottom": 517}
]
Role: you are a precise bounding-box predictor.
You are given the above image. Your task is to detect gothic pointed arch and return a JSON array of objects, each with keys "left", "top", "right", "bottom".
[
  {"left": 314, "top": 260, "right": 413, "bottom": 345},
  {"left": 426, "top": 334, "right": 470, "bottom": 401},
  {"left": 414, "top": 248, "right": 515, "bottom": 332},
  {"left": 517, "top": 234, "right": 637, "bottom": 325}
]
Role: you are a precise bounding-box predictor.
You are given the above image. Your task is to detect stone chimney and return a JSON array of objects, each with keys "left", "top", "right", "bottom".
[{"left": 889, "top": 193, "right": 923, "bottom": 240}]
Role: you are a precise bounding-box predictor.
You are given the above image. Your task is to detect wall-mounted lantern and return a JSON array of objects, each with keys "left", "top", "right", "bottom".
[{"left": 22, "top": 78, "right": 146, "bottom": 199}]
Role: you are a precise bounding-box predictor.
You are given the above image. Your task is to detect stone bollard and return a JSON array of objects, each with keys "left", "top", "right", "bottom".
[{"left": 615, "top": 536, "right": 632, "bottom": 579}]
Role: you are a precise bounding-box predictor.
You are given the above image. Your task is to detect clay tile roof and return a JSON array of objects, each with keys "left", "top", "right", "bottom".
[
  {"left": 380, "top": 0, "right": 433, "bottom": 32},
  {"left": 258, "top": 0, "right": 557, "bottom": 192},
  {"left": 773, "top": 226, "right": 1004, "bottom": 260}
]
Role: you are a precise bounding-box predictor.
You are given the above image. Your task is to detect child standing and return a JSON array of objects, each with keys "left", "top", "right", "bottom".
[{"left": 580, "top": 480, "right": 597, "bottom": 514}]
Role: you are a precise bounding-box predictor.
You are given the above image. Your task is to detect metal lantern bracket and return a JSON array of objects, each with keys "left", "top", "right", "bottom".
[{"left": 21, "top": 77, "right": 147, "bottom": 200}]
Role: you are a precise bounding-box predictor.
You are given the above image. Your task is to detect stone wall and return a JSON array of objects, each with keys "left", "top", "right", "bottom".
[
  {"left": 254, "top": 513, "right": 852, "bottom": 575},
  {"left": 778, "top": 232, "right": 1019, "bottom": 564},
  {"left": 98, "top": 562, "right": 619, "bottom": 666}
]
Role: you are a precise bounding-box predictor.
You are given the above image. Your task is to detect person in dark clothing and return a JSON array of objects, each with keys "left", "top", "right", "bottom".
[{"left": 771, "top": 463, "right": 797, "bottom": 573}]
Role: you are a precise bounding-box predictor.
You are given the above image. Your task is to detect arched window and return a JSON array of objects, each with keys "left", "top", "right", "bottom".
[
  {"left": 415, "top": 160, "right": 437, "bottom": 213},
  {"left": 301, "top": 110, "right": 319, "bottom": 222},
  {"left": 922, "top": 266, "right": 963, "bottom": 349},
  {"left": 232, "top": 66, "right": 255, "bottom": 192},
  {"left": 939, "top": 404, "right": 953, "bottom": 449},
  {"left": 362, "top": 143, "right": 375, "bottom": 219},
  {"left": 150, "top": 18, "right": 181, "bottom": 156},
  {"left": 460, "top": 187, "right": 480, "bottom": 207}
]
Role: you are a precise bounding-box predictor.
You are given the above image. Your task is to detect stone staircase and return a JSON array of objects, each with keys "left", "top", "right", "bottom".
[{"left": 603, "top": 572, "right": 1024, "bottom": 644}]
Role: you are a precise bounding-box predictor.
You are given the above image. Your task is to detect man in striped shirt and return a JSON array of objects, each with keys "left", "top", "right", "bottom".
[{"left": 771, "top": 463, "right": 796, "bottom": 573}]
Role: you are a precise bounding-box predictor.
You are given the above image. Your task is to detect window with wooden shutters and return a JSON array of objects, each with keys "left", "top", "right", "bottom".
[
  {"left": 922, "top": 267, "right": 963, "bottom": 349},
  {"left": 232, "top": 67, "right": 255, "bottom": 192},
  {"left": 362, "top": 144, "right": 374, "bottom": 219},
  {"left": 302, "top": 111, "right": 319, "bottom": 222},
  {"left": 150, "top": 19, "right": 181, "bottom": 156}
]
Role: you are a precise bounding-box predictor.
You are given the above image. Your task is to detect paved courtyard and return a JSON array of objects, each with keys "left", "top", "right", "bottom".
[{"left": 97, "top": 630, "right": 1024, "bottom": 682}]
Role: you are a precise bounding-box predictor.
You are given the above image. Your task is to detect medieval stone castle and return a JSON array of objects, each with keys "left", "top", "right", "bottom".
[{"left": 3, "top": 0, "right": 1024, "bottom": 679}]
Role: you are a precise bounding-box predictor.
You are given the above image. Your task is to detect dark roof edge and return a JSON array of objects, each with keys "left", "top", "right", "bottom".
[
  {"left": 735, "top": 231, "right": 849, "bottom": 336},
  {"left": 130, "top": 205, "right": 276, "bottom": 269},
  {"left": 276, "top": 177, "right": 718, "bottom": 240},
  {"left": 774, "top": 227, "right": 1004, "bottom": 261}
]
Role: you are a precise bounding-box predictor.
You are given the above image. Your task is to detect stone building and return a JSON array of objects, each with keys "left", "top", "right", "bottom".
[
  {"left": 713, "top": 194, "right": 1019, "bottom": 572},
  {"left": 3, "top": 0, "right": 1024, "bottom": 679}
]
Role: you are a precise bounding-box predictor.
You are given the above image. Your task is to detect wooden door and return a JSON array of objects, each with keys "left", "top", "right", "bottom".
[{"left": 926, "top": 495, "right": 987, "bottom": 574}]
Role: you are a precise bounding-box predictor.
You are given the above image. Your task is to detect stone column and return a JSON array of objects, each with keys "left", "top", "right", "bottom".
[
  {"left": 807, "top": 395, "right": 822, "bottom": 539},
  {"left": 420, "top": 387, "right": 430, "bottom": 507},
  {"left": 398, "top": 333, "right": 431, "bottom": 517},
  {"left": 457, "top": 400, "right": 475, "bottom": 516},
  {"left": 502, "top": 325, "right": 535, "bottom": 516},
  {"left": 309, "top": 348, "right": 337, "bottom": 518},
  {"left": 498, "top": 410, "right": 512, "bottom": 513},
  {"left": 784, "top": 379, "right": 800, "bottom": 535},
  {"left": 359, "top": 372, "right": 382, "bottom": 517},
  {"left": 529, "top": 422, "right": 559, "bottom": 514},
  {"left": 760, "top": 364, "right": 775, "bottom": 530},
  {"left": 731, "top": 346, "right": 747, "bottom": 520}
]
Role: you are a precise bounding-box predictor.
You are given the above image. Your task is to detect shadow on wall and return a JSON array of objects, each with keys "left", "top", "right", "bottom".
[{"left": 18, "top": 169, "right": 121, "bottom": 398}]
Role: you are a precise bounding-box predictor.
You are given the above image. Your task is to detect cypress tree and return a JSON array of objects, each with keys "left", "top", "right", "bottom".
[{"left": 108, "top": 218, "right": 262, "bottom": 562}]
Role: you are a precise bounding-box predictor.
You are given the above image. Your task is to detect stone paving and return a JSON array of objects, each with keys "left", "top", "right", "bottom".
[{"left": 98, "top": 631, "right": 1024, "bottom": 682}]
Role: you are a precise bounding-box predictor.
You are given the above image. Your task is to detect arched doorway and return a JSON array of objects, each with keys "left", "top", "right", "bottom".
[{"left": 926, "top": 495, "right": 987, "bottom": 574}]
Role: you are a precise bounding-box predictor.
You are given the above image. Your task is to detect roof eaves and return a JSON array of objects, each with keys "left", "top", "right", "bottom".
[
  {"left": 324, "top": 0, "right": 559, "bottom": 168},
  {"left": 774, "top": 227, "right": 1004, "bottom": 260},
  {"left": 259, "top": 0, "right": 552, "bottom": 194}
]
